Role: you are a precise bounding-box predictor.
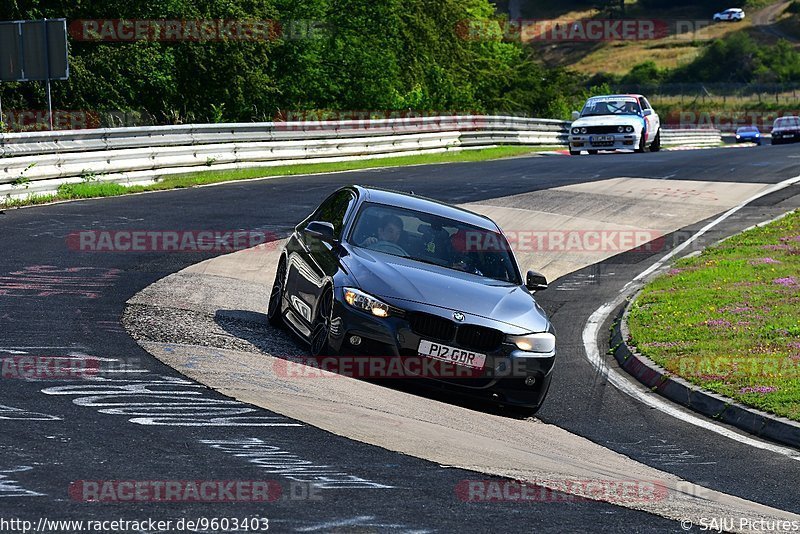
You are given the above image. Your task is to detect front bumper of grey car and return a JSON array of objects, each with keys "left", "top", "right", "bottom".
[{"left": 323, "top": 287, "right": 556, "bottom": 409}]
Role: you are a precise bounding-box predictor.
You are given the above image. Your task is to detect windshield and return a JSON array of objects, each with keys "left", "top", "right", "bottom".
[
  {"left": 349, "top": 202, "right": 521, "bottom": 284},
  {"left": 581, "top": 97, "right": 641, "bottom": 117},
  {"left": 737, "top": 126, "right": 758, "bottom": 133},
  {"left": 775, "top": 117, "right": 800, "bottom": 127}
]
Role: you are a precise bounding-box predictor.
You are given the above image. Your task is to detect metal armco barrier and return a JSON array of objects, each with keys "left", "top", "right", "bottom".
[
  {"left": 660, "top": 129, "right": 721, "bottom": 147},
  {"left": 0, "top": 116, "right": 721, "bottom": 200}
]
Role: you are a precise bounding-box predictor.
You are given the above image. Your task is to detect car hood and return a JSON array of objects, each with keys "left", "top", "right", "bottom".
[
  {"left": 572, "top": 115, "right": 644, "bottom": 129},
  {"left": 344, "top": 247, "right": 549, "bottom": 332}
]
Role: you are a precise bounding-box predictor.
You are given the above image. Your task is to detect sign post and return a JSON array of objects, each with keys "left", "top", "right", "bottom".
[
  {"left": 0, "top": 19, "right": 69, "bottom": 131},
  {"left": 44, "top": 19, "right": 53, "bottom": 130}
]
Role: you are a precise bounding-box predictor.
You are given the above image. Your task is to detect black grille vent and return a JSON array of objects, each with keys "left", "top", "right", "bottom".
[
  {"left": 408, "top": 312, "right": 455, "bottom": 342},
  {"left": 585, "top": 126, "right": 624, "bottom": 134},
  {"left": 456, "top": 325, "right": 504, "bottom": 352}
]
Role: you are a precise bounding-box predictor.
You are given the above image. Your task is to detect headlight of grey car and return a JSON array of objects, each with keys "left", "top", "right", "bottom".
[
  {"left": 506, "top": 332, "right": 556, "bottom": 353},
  {"left": 626, "top": 125, "right": 634, "bottom": 133},
  {"left": 571, "top": 127, "right": 581, "bottom": 134},
  {"left": 344, "top": 287, "right": 390, "bottom": 318}
]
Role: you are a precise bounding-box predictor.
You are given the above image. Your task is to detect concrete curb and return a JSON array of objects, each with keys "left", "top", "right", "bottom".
[{"left": 610, "top": 297, "right": 800, "bottom": 450}]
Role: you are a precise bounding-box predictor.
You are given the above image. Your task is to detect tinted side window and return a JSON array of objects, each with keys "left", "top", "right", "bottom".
[
  {"left": 639, "top": 97, "right": 651, "bottom": 110},
  {"left": 312, "top": 190, "right": 354, "bottom": 239}
]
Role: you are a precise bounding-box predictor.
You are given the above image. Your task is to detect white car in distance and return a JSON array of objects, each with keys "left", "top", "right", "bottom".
[
  {"left": 569, "top": 94, "right": 661, "bottom": 155},
  {"left": 713, "top": 8, "right": 745, "bottom": 21}
]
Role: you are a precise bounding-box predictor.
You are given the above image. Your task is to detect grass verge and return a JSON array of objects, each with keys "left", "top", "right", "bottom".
[
  {"left": 627, "top": 210, "right": 800, "bottom": 421},
  {"left": 1, "top": 146, "right": 552, "bottom": 208}
]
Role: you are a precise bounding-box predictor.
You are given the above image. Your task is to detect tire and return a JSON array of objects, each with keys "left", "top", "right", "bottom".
[
  {"left": 649, "top": 129, "right": 661, "bottom": 152},
  {"left": 587, "top": 150, "right": 598, "bottom": 155},
  {"left": 310, "top": 286, "right": 335, "bottom": 357},
  {"left": 569, "top": 150, "right": 580, "bottom": 156},
  {"left": 502, "top": 377, "right": 552, "bottom": 419},
  {"left": 634, "top": 134, "right": 646, "bottom": 153},
  {"left": 505, "top": 405, "right": 540, "bottom": 418},
  {"left": 772, "top": 138, "right": 780, "bottom": 145},
  {"left": 267, "top": 258, "right": 287, "bottom": 328}
]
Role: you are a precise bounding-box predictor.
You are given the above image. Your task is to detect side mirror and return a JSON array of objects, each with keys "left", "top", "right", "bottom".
[
  {"left": 526, "top": 270, "right": 548, "bottom": 291},
  {"left": 571, "top": 111, "right": 580, "bottom": 121},
  {"left": 642, "top": 109, "right": 652, "bottom": 117},
  {"left": 304, "top": 221, "right": 336, "bottom": 242}
]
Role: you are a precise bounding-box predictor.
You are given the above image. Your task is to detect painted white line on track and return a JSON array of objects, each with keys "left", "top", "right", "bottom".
[{"left": 583, "top": 174, "right": 800, "bottom": 460}]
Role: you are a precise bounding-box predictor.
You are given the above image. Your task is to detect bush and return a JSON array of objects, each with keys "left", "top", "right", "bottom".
[{"left": 664, "top": 33, "right": 800, "bottom": 84}]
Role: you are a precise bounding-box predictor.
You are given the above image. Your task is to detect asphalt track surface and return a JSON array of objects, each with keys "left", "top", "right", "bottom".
[{"left": 1, "top": 145, "right": 799, "bottom": 533}]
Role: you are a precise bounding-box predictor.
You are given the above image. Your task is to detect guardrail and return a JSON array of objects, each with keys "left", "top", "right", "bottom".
[
  {"left": 0, "top": 116, "right": 721, "bottom": 200},
  {"left": 660, "top": 129, "right": 721, "bottom": 147}
]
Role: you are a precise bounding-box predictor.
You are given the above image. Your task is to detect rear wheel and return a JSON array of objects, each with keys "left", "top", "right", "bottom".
[
  {"left": 267, "top": 258, "right": 287, "bottom": 328},
  {"left": 650, "top": 129, "right": 661, "bottom": 152},
  {"left": 310, "top": 286, "right": 335, "bottom": 357}
]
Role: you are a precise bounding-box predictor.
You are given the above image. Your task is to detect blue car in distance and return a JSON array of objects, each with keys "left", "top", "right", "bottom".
[{"left": 735, "top": 125, "right": 761, "bottom": 145}]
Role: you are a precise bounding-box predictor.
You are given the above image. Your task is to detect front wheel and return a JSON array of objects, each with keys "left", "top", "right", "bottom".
[
  {"left": 569, "top": 149, "right": 580, "bottom": 156},
  {"left": 634, "top": 134, "right": 646, "bottom": 153},
  {"left": 587, "top": 149, "right": 598, "bottom": 155},
  {"left": 310, "top": 286, "right": 335, "bottom": 357},
  {"left": 650, "top": 129, "right": 661, "bottom": 152},
  {"left": 267, "top": 259, "right": 287, "bottom": 328}
]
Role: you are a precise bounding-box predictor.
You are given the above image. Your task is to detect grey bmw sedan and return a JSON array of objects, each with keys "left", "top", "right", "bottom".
[{"left": 268, "top": 185, "right": 556, "bottom": 414}]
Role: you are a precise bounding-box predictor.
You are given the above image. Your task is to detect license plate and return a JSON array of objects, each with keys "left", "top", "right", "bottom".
[
  {"left": 590, "top": 135, "right": 614, "bottom": 143},
  {"left": 786, "top": 134, "right": 794, "bottom": 138},
  {"left": 418, "top": 339, "right": 486, "bottom": 370}
]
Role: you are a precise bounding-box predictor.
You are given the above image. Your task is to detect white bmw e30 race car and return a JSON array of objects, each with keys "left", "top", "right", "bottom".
[{"left": 569, "top": 94, "right": 661, "bottom": 155}]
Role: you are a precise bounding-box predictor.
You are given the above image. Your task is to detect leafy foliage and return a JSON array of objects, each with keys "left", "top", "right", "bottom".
[
  {"left": 669, "top": 33, "right": 800, "bottom": 84},
  {"left": 1, "top": 0, "right": 598, "bottom": 124}
]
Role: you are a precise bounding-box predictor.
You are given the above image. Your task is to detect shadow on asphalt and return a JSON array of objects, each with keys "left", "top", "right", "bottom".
[{"left": 213, "top": 308, "right": 540, "bottom": 421}]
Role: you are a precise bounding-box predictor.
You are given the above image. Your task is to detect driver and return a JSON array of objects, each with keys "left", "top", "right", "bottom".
[
  {"left": 361, "top": 214, "right": 403, "bottom": 247},
  {"left": 625, "top": 102, "right": 639, "bottom": 114}
]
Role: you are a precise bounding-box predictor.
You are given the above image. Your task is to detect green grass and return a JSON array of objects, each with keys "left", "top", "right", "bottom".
[
  {"left": 1, "top": 146, "right": 551, "bottom": 208},
  {"left": 627, "top": 210, "right": 800, "bottom": 421}
]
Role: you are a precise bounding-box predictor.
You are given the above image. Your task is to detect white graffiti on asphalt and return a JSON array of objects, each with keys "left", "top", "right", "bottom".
[
  {"left": 201, "top": 438, "right": 394, "bottom": 489},
  {"left": 0, "top": 467, "right": 45, "bottom": 498},
  {"left": 0, "top": 404, "right": 61, "bottom": 421},
  {"left": 40, "top": 375, "right": 303, "bottom": 427}
]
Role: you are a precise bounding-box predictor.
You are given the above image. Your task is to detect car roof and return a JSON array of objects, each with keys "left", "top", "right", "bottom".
[
  {"left": 350, "top": 185, "right": 499, "bottom": 231},
  {"left": 588, "top": 94, "right": 644, "bottom": 100}
]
